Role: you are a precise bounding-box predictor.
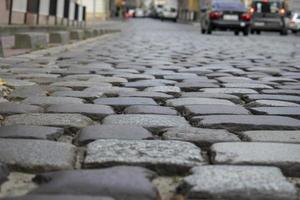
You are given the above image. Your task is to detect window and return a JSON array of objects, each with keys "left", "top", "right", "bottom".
[
  {"left": 27, "top": 0, "right": 39, "bottom": 13},
  {"left": 64, "top": 0, "right": 70, "bottom": 18},
  {"left": 49, "top": 0, "right": 57, "bottom": 16},
  {"left": 254, "top": 2, "right": 281, "bottom": 13}
]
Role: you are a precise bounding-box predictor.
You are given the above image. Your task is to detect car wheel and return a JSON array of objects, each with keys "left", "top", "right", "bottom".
[
  {"left": 292, "top": 30, "right": 297, "bottom": 34},
  {"left": 234, "top": 31, "right": 239, "bottom": 36},
  {"left": 250, "top": 29, "right": 255, "bottom": 34},
  {"left": 256, "top": 30, "right": 261, "bottom": 35}
]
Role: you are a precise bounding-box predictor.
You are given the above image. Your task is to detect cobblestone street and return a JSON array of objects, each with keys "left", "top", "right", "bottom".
[{"left": 0, "top": 19, "right": 300, "bottom": 200}]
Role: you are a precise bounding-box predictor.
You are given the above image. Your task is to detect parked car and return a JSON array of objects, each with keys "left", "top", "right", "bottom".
[
  {"left": 200, "top": 0, "right": 252, "bottom": 36},
  {"left": 135, "top": 8, "right": 145, "bottom": 18},
  {"left": 250, "top": 0, "right": 288, "bottom": 35},
  {"left": 160, "top": 0, "right": 178, "bottom": 22},
  {"left": 288, "top": 12, "right": 300, "bottom": 33}
]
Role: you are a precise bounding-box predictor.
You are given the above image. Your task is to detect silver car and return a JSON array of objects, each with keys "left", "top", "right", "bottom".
[{"left": 289, "top": 12, "right": 300, "bottom": 33}]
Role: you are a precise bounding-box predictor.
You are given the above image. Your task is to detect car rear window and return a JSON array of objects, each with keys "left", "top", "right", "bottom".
[
  {"left": 253, "top": 2, "right": 282, "bottom": 13},
  {"left": 213, "top": 0, "right": 246, "bottom": 11}
]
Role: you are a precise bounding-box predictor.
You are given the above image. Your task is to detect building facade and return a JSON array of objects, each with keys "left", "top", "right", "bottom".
[
  {"left": 0, "top": 0, "right": 86, "bottom": 26},
  {"left": 81, "top": 0, "right": 110, "bottom": 21},
  {"left": 178, "top": 0, "right": 199, "bottom": 21}
]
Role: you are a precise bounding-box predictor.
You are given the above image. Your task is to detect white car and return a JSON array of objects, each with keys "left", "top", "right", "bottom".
[
  {"left": 161, "top": 7, "right": 178, "bottom": 22},
  {"left": 289, "top": 12, "right": 300, "bottom": 33},
  {"left": 135, "top": 8, "right": 145, "bottom": 18}
]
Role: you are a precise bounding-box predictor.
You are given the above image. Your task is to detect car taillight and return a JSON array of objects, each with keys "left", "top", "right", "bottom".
[
  {"left": 209, "top": 11, "right": 222, "bottom": 20},
  {"left": 241, "top": 13, "right": 251, "bottom": 21},
  {"left": 279, "top": 8, "right": 285, "bottom": 16}
]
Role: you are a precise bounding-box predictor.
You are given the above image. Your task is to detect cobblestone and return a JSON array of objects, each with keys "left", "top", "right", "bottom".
[
  {"left": 31, "top": 166, "right": 159, "bottom": 200},
  {"left": 0, "top": 19, "right": 300, "bottom": 199},
  {"left": 4, "top": 113, "right": 94, "bottom": 129},
  {"left": 0, "top": 125, "right": 63, "bottom": 140},
  {"left": 78, "top": 124, "right": 153, "bottom": 144},
  {"left": 0, "top": 139, "right": 76, "bottom": 172},
  {"left": 211, "top": 142, "right": 300, "bottom": 176},
  {"left": 84, "top": 140, "right": 204, "bottom": 174},
  {"left": 240, "top": 130, "right": 300, "bottom": 144},
  {"left": 179, "top": 166, "right": 297, "bottom": 200}
]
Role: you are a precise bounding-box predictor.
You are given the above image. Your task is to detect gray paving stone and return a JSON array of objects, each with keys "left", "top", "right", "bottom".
[
  {"left": 46, "top": 104, "right": 114, "bottom": 120},
  {"left": 85, "top": 86, "right": 137, "bottom": 96},
  {"left": 84, "top": 140, "right": 204, "bottom": 174},
  {"left": 210, "top": 142, "right": 300, "bottom": 176},
  {"left": 118, "top": 91, "right": 173, "bottom": 100},
  {"left": 245, "top": 94, "right": 300, "bottom": 103},
  {"left": 181, "top": 92, "right": 242, "bottom": 103},
  {"left": 124, "top": 105, "right": 177, "bottom": 115},
  {"left": 260, "top": 76, "right": 297, "bottom": 82},
  {"left": 166, "top": 98, "right": 235, "bottom": 107},
  {"left": 103, "top": 114, "right": 189, "bottom": 131},
  {"left": 179, "top": 166, "right": 297, "bottom": 200},
  {"left": 117, "top": 73, "right": 155, "bottom": 81},
  {"left": 240, "top": 130, "right": 300, "bottom": 144},
  {"left": 163, "top": 74, "right": 199, "bottom": 81},
  {"left": 88, "top": 76, "right": 128, "bottom": 84},
  {"left": 50, "top": 81, "right": 112, "bottom": 89},
  {"left": 23, "top": 96, "right": 84, "bottom": 106},
  {"left": 51, "top": 91, "right": 104, "bottom": 99},
  {"left": 0, "top": 125, "right": 63, "bottom": 140},
  {"left": 123, "top": 81, "right": 165, "bottom": 89},
  {"left": 3, "top": 195, "right": 114, "bottom": 200},
  {"left": 4, "top": 79, "right": 36, "bottom": 88},
  {"left": 0, "top": 162, "right": 9, "bottom": 186},
  {"left": 217, "top": 76, "right": 256, "bottom": 83},
  {"left": 0, "top": 139, "right": 76, "bottom": 172},
  {"left": 4, "top": 113, "right": 93, "bottom": 129},
  {"left": 30, "top": 166, "right": 158, "bottom": 200},
  {"left": 94, "top": 97, "right": 157, "bottom": 107},
  {"left": 193, "top": 115, "right": 300, "bottom": 131},
  {"left": 248, "top": 100, "right": 300, "bottom": 107},
  {"left": 144, "top": 86, "right": 181, "bottom": 94},
  {"left": 223, "top": 83, "right": 273, "bottom": 89},
  {"left": 250, "top": 107, "right": 300, "bottom": 118},
  {"left": 261, "top": 89, "right": 300, "bottom": 95},
  {"left": 176, "top": 82, "right": 219, "bottom": 91},
  {"left": 184, "top": 104, "right": 249, "bottom": 116},
  {"left": 15, "top": 74, "right": 60, "bottom": 79},
  {"left": 201, "top": 88, "right": 258, "bottom": 95},
  {"left": 162, "top": 127, "right": 239, "bottom": 148},
  {"left": 0, "top": 103, "right": 43, "bottom": 114},
  {"left": 78, "top": 124, "right": 153, "bottom": 144}
]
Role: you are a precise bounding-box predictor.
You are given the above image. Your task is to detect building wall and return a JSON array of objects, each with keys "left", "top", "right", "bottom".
[
  {"left": 178, "top": 0, "right": 199, "bottom": 21},
  {"left": 290, "top": 0, "right": 300, "bottom": 11},
  {"left": 82, "top": 0, "right": 110, "bottom": 21},
  {"left": 0, "top": 0, "right": 86, "bottom": 25}
]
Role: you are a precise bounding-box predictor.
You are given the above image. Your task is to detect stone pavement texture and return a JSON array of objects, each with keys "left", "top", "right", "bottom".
[{"left": 0, "top": 19, "right": 299, "bottom": 199}]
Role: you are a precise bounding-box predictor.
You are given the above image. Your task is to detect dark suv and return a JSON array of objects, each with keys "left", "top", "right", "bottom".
[
  {"left": 250, "top": 0, "right": 288, "bottom": 35},
  {"left": 200, "top": 0, "right": 252, "bottom": 36}
]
